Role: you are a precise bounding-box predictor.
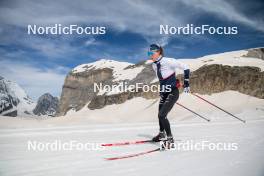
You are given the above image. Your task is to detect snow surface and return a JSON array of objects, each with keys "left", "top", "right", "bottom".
[
  {"left": 64, "top": 91, "right": 264, "bottom": 123},
  {"left": 0, "top": 114, "right": 264, "bottom": 176},
  {"left": 72, "top": 59, "right": 145, "bottom": 82},
  {"left": 0, "top": 90, "right": 264, "bottom": 176},
  {"left": 179, "top": 49, "right": 264, "bottom": 72}
]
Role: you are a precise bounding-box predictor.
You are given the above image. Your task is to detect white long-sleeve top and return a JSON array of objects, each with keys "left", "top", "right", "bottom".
[{"left": 152, "top": 56, "right": 189, "bottom": 79}]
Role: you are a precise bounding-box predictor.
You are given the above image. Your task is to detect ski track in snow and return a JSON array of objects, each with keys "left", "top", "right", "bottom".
[{"left": 0, "top": 119, "right": 264, "bottom": 176}]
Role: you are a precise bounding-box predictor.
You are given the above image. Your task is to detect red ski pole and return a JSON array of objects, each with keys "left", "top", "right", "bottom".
[{"left": 191, "top": 93, "right": 246, "bottom": 123}]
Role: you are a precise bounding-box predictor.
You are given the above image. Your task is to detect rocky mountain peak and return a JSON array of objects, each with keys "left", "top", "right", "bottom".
[
  {"left": 0, "top": 76, "right": 35, "bottom": 117},
  {"left": 33, "top": 93, "right": 59, "bottom": 116},
  {"left": 245, "top": 48, "right": 264, "bottom": 60}
]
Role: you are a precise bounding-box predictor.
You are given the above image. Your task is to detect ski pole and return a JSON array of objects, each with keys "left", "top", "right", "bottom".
[
  {"left": 176, "top": 102, "right": 210, "bottom": 122},
  {"left": 191, "top": 93, "right": 246, "bottom": 123}
]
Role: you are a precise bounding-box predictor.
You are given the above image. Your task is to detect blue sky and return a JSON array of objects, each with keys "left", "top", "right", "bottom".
[{"left": 0, "top": 0, "right": 264, "bottom": 100}]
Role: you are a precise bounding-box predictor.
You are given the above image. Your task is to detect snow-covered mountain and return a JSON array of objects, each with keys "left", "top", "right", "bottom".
[
  {"left": 0, "top": 76, "right": 36, "bottom": 117},
  {"left": 72, "top": 59, "right": 145, "bottom": 82},
  {"left": 57, "top": 47, "right": 264, "bottom": 119},
  {"left": 33, "top": 93, "right": 59, "bottom": 116},
  {"left": 57, "top": 58, "right": 156, "bottom": 116}
]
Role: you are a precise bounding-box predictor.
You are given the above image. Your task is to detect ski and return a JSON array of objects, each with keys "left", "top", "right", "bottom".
[
  {"left": 102, "top": 139, "right": 182, "bottom": 147},
  {"left": 102, "top": 139, "right": 154, "bottom": 147},
  {"left": 105, "top": 148, "right": 160, "bottom": 161}
]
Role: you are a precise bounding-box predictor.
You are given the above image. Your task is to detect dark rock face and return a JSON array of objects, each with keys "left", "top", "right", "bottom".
[
  {"left": 88, "top": 85, "right": 158, "bottom": 110},
  {"left": 4, "top": 110, "right": 17, "bottom": 117},
  {"left": 56, "top": 68, "right": 114, "bottom": 116},
  {"left": 189, "top": 65, "right": 264, "bottom": 98},
  {"left": 33, "top": 93, "right": 59, "bottom": 116}
]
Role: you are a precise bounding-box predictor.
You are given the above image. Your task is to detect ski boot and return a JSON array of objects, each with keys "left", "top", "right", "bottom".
[
  {"left": 165, "top": 136, "right": 175, "bottom": 149},
  {"left": 152, "top": 131, "right": 166, "bottom": 142}
]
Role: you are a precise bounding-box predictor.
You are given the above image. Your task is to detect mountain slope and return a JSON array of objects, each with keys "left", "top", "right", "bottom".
[
  {"left": 57, "top": 47, "right": 264, "bottom": 117},
  {"left": 0, "top": 76, "right": 36, "bottom": 117}
]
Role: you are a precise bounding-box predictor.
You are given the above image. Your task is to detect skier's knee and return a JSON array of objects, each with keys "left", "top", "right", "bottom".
[{"left": 158, "top": 112, "right": 166, "bottom": 120}]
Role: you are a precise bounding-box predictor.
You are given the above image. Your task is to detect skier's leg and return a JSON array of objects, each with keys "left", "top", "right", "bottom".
[
  {"left": 158, "top": 91, "right": 171, "bottom": 132},
  {"left": 152, "top": 93, "right": 168, "bottom": 142},
  {"left": 158, "top": 88, "right": 179, "bottom": 136},
  {"left": 158, "top": 93, "right": 167, "bottom": 132},
  {"left": 158, "top": 119, "right": 164, "bottom": 132}
]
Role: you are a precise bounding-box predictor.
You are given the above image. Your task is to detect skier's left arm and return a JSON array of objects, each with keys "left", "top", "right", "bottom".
[{"left": 168, "top": 58, "right": 190, "bottom": 93}]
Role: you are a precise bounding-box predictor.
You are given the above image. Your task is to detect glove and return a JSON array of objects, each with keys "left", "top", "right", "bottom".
[{"left": 183, "top": 69, "right": 190, "bottom": 93}]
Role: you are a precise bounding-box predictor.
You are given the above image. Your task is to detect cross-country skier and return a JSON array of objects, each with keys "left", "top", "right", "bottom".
[{"left": 148, "top": 44, "right": 190, "bottom": 145}]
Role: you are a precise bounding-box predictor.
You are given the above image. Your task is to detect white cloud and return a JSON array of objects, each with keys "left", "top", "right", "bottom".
[
  {"left": 181, "top": 0, "right": 264, "bottom": 32},
  {"left": 84, "top": 38, "right": 97, "bottom": 46},
  {"left": 0, "top": 0, "right": 263, "bottom": 42},
  {"left": 171, "top": 45, "right": 186, "bottom": 50},
  {"left": 0, "top": 60, "right": 69, "bottom": 100},
  {"left": 0, "top": 0, "right": 186, "bottom": 45}
]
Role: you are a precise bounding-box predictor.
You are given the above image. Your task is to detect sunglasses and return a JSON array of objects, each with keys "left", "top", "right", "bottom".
[{"left": 148, "top": 51, "right": 157, "bottom": 57}]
